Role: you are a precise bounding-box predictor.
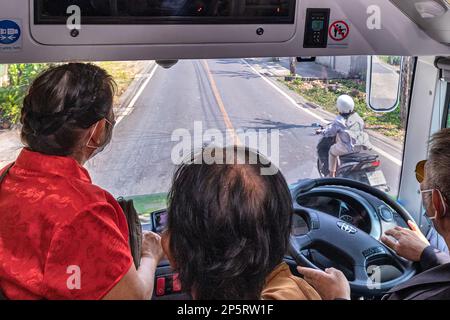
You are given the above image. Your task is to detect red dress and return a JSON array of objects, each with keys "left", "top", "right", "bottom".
[{"left": 0, "top": 149, "right": 133, "bottom": 300}]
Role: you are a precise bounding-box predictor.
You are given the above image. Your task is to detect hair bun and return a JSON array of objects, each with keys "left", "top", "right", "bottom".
[{"left": 23, "top": 109, "right": 71, "bottom": 136}]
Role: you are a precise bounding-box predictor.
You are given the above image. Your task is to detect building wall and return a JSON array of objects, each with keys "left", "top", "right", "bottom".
[
  {"left": 0, "top": 65, "right": 7, "bottom": 87},
  {"left": 316, "top": 56, "right": 367, "bottom": 78}
]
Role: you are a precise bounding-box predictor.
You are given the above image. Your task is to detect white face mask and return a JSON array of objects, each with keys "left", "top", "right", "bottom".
[
  {"left": 85, "top": 118, "right": 114, "bottom": 158},
  {"left": 421, "top": 189, "right": 448, "bottom": 220}
]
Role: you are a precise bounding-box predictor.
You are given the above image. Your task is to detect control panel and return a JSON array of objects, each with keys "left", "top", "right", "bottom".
[
  {"left": 303, "top": 8, "right": 330, "bottom": 48},
  {"left": 155, "top": 273, "right": 182, "bottom": 298}
]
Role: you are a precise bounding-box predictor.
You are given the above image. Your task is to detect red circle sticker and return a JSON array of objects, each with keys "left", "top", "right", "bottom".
[{"left": 329, "top": 20, "right": 350, "bottom": 41}]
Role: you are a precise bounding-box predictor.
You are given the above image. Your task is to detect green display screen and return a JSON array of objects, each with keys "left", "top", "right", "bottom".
[
  {"left": 311, "top": 20, "right": 324, "bottom": 31},
  {"left": 447, "top": 107, "right": 450, "bottom": 128}
]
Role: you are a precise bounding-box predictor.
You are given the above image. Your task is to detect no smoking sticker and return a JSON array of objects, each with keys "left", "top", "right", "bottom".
[{"left": 328, "top": 20, "right": 350, "bottom": 48}]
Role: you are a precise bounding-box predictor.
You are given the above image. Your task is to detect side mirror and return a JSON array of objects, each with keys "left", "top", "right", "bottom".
[{"left": 366, "top": 56, "right": 403, "bottom": 112}]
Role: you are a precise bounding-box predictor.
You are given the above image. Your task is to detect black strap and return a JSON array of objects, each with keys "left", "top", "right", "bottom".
[
  {"left": 0, "top": 162, "right": 14, "bottom": 300},
  {"left": 116, "top": 197, "right": 143, "bottom": 269},
  {"left": 0, "top": 163, "right": 14, "bottom": 185}
]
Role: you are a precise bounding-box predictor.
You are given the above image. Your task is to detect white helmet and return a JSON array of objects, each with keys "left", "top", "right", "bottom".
[{"left": 336, "top": 95, "right": 355, "bottom": 114}]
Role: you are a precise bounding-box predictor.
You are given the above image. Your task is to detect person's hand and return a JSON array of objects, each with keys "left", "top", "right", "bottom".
[
  {"left": 141, "top": 231, "right": 164, "bottom": 262},
  {"left": 381, "top": 220, "right": 430, "bottom": 262},
  {"left": 315, "top": 129, "right": 324, "bottom": 135},
  {"left": 298, "top": 267, "right": 351, "bottom": 300}
]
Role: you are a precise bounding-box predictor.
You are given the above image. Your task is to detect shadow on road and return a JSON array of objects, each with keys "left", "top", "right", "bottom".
[
  {"left": 244, "top": 118, "right": 316, "bottom": 131},
  {"left": 210, "top": 69, "right": 259, "bottom": 80}
]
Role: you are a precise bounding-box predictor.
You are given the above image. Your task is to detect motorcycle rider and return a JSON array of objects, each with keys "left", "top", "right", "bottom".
[{"left": 316, "top": 95, "right": 372, "bottom": 178}]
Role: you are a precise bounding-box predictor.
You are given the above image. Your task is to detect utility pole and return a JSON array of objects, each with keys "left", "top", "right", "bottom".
[
  {"left": 284, "top": 57, "right": 297, "bottom": 81},
  {"left": 289, "top": 57, "right": 297, "bottom": 77}
]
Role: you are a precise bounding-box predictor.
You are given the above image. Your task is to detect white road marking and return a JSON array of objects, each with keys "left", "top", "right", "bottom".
[
  {"left": 116, "top": 64, "right": 159, "bottom": 124},
  {"left": 242, "top": 59, "right": 403, "bottom": 167}
]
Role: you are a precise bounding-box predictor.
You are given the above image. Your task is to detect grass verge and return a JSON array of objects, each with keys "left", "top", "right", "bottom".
[
  {"left": 94, "top": 61, "right": 148, "bottom": 107},
  {"left": 281, "top": 78, "right": 405, "bottom": 141}
]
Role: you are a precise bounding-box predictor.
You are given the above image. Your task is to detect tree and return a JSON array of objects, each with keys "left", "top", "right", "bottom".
[
  {"left": 0, "top": 64, "right": 48, "bottom": 126},
  {"left": 399, "top": 57, "right": 414, "bottom": 128},
  {"left": 0, "top": 65, "right": 8, "bottom": 87}
]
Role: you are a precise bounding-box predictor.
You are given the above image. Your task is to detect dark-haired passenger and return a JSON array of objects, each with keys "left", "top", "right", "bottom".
[
  {"left": 0, "top": 63, "right": 163, "bottom": 300},
  {"left": 161, "top": 146, "right": 321, "bottom": 300}
]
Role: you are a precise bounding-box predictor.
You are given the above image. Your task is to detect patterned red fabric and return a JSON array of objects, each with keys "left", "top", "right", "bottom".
[{"left": 0, "top": 149, "right": 133, "bottom": 300}]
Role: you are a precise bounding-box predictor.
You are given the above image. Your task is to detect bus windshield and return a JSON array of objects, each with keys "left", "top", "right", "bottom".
[{"left": 0, "top": 56, "right": 408, "bottom": 206}]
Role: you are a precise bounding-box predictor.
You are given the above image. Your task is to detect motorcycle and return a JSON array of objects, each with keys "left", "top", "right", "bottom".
[{"left": 315, "top": 128, "right": 390, "bottom": 193}]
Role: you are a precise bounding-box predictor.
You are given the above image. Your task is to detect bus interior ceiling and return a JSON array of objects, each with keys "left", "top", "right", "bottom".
[{"left": 0, "top": 0, "right": 448, "bottom": 64}]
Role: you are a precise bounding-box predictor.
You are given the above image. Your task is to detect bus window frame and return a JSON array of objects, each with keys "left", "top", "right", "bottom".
[{"left": 443, "top": 83, "right": 450, "bottom": 129}]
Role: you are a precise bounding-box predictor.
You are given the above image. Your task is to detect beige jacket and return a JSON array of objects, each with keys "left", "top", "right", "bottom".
[{"left": 261, "top": 263, "right": 321, "bottom": 300}]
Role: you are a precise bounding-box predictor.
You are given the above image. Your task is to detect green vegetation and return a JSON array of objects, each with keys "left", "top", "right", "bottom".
[
  {"left": 94, "top": 61, "right": 146, "bottom": 102},
  {"left": 282, "top": 78, "right": 404, "bottom": 140},
  {"left": 0, "top": 64, "right": 49, "bottom": 126},
  {"left": 0, "top": 61, "right": 147, "bottom": 128},
  {"left": 447, "top": 111, "right": 450, "bottom": 129},
  {"left": 127, "top": 193, "right": 168, "bottom": 219},
  {"left": 379, "top": 56, "right": 402, "bottom": 66}
]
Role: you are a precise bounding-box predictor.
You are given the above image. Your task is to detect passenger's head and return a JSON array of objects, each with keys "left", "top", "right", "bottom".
[
  {"left": 163, "top": 146, "right": 293, "bottom": 300},
  {"left": 20, "top": 63, "right": 116, "bottom": 163},
  {"left": 336, "top": 94, "right": 355, "bottom": 116},
  {"left": 422, "top": 128, "right": 450, "bottom": 233}
]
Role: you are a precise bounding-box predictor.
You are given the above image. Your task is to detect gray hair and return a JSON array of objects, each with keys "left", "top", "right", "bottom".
[{"left": 427, "top": 128, "right": 450, "bottom": 202}]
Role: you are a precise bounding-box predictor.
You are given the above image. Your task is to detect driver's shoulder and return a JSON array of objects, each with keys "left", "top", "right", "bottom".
[
  {"left": 387, "top": 263, "right": 450, "bottom": 300},
  {"left": 261, "top": 263, "right": 322, "bottom": 301}
]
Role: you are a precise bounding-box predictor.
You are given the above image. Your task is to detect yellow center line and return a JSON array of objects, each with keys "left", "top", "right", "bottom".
[{"left": 202, "top": 60, "right": 242, "bottom": 146}]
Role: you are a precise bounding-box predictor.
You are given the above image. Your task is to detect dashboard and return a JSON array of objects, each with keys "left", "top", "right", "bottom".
[
  {"left": 144, "top": 186, "right": 411, "bottom": 299},
  {"left": 145, "top": 186, "right": 408, "bottom": 241},
  {"left": 298, "top": 194, "right": 371, "bottom": 234},
  {"left": 295, "top": 186, "right": 408, "bottom": 238}
]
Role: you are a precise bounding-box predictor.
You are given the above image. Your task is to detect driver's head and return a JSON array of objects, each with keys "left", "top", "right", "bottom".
[
  {"left": 162, "top": 146, "right": 293, "bottom": 300},
  {"left": 421, "top": 128, "right": 450, "bottom": 232}
]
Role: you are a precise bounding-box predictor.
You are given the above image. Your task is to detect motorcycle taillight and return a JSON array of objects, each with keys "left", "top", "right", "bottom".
[
  {"left": 371, "top": 161, "right": 381, "bottom": 167},
  {"left": 361, "top": 161, "right": 381, "bottom": 170}
]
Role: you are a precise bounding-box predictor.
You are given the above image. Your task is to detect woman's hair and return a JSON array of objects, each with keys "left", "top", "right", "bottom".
[
  {"left": 167, "top": 146, "right": 293, "bottom": 300},
  {"left": 20, "top": 63, "right": 116, "bottom": 156}
]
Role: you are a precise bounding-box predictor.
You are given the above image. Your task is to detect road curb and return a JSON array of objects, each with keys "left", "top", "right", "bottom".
[{"left": 114, "top": 61, "right": 156, "bottom": 121}]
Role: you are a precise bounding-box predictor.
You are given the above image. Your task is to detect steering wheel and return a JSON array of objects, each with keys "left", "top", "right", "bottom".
[{"left": 289, "top": 178, "right": 418, "bottom": 297}]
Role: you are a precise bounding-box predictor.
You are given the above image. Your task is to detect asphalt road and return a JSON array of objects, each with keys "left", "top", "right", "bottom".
[{"left": 87, "top": 59, "right": 403, "bottom": 198}]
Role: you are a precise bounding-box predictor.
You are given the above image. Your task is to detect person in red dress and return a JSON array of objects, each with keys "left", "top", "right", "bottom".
[{"left": 0, "top": 63, "right": 163, "bottom": 300}]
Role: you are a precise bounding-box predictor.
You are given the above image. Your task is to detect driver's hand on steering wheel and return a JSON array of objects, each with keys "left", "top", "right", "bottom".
[
  {"left": 297, "top": 267, "right": 351, "bottom": 300},
  {"left": 381, "top": 220, "right": 430, "bottom": 262}
]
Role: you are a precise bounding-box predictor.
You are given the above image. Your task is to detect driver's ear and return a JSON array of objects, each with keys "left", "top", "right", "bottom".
[{"left": 432, "top": 190, "right": 447, "bottom": 218}]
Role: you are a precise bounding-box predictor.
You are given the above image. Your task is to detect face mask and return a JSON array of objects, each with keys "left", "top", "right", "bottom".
[
  {"left": 86, "top": 118, "right": 114, "bottom": 158},
  {"left": 421, "top": 189, "right": 448, "bottom": 220}
]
